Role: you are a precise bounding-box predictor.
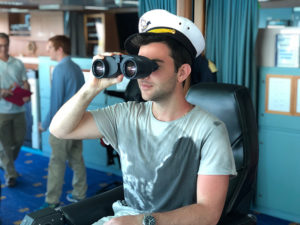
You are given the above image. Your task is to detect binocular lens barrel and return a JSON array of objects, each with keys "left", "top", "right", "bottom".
[
  {"left": 93, "top": 60, "right": 106, "bottom": 78},
  {"left": 124, "top": 61, "right": 137, "bottom": 77},
  {"left": 91, "top": 55, "right": 158, "bottom": 79},
  {"left": 92, "top": 56, "right": 119, "bottom": 79}
]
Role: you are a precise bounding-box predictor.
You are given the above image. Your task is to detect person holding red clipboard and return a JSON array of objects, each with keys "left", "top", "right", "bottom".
[{"left": 0, "top": 32, "right": 31, "bottom": 187}]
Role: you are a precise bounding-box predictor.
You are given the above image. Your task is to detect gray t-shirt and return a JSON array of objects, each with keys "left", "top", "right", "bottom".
[{"left": 91, "top": 101, "right": 236, "bottom": 214}]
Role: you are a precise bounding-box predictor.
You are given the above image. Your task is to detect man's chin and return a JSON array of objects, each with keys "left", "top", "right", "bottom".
[{"left": 141, "top": 95, "right": 151, "bottom": 101}]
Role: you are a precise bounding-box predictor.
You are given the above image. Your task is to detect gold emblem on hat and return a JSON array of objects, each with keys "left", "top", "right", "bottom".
[
  {"left": 140, "top": 18, "right": 151, "bottom": 32},
  {"left": 148, "top": 28, "right": 176, "bottom": 34}
]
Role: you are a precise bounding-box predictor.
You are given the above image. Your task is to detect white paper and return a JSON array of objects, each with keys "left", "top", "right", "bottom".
[
  {"left": 276, "top": 34, "right": 300, "bottom": 68},
  {"left": 268, "top": 77, "right": 291, "bottom": 112},
  {"left": 297, "top": 79, "right": 300, "bottom": 113}
]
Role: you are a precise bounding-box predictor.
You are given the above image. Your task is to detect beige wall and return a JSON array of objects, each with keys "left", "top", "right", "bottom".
[
  {"left": 0, "top": 13, "right": 9, "bottom": 34},
  {"left": 2, "top": 11, "right": 64, "bottom": 57}
]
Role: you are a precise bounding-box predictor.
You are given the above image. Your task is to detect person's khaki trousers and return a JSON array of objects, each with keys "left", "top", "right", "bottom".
[
  {"left": 0, "top": 112, "right": 26, "bottom": 180},
  {"left": 45, "top": 134, "right": 87, "bottom": 204}
]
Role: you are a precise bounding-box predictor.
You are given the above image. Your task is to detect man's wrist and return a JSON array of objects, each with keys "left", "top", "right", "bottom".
[
  {"left": 81, "top": 83, "right": 102, "bottom": 100},
  {"left": 142, "top": 214, "right": 156, "bottom": 225}
]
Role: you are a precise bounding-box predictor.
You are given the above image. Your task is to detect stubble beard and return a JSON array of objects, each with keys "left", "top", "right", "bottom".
[{"left": 141, "top": 79, "right": 177, "bottom": 103}]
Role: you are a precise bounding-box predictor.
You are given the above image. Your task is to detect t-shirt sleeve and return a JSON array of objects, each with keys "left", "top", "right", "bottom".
[
  {"left": 198, "top": 122, "right": 237, "bottom": 176},
  {"left": 89, "top": 103, "right": 127, "bottom": 152}
]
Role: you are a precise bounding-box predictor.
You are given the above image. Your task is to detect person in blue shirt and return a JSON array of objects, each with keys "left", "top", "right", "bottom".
[{"left": 39, "top": 35, "right": 87, "bottom": 209}]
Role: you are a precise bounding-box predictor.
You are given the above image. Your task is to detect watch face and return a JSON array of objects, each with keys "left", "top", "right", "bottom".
[{"left": 144, "top": 215, "right": 156, "bottom": 225}]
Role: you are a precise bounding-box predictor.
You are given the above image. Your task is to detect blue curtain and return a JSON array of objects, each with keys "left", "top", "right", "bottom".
[
  {"left": 205, "top": 0, "right": 258, "bottom": 105},
  {"left": 64, "top": 11, "right": 85, "bottom": 57},
  {"left": 138, "top": 0, "right": 176, "bottom": 16}
]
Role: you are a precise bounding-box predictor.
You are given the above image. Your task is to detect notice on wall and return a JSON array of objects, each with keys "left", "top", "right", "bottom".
[
  {"left": 276, "top": 34, "right": 300, "bottom": 68},
  {"left": 267, "top": 76, "right": 292, "bottom": 112}
]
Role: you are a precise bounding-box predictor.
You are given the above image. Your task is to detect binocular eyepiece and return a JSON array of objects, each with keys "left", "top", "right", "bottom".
[{"left": 92, "top": 55, "right": 158, "bottom": 79}]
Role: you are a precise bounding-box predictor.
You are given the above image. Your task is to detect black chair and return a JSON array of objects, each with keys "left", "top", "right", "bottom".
[
  {"left": 186, "top": 83, "right": 258, "bottom": 225},
  {"left": 21, "top": 83, "right": 258, "bottom": 225}
]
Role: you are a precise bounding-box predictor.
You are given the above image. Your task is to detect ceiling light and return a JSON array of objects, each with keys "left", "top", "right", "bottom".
[
  {"left": 39, "top": 4, "right": 60, "bottom": 10},
  {"left": 0, "top": 1, "right": 23, "bottom": 6}
]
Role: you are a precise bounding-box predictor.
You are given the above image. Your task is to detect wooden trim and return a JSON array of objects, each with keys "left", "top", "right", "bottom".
[
  {"left": 294, "top": 77, "right": 300, "bottom": 116},
  {"left": 177, "top": 0, "right": 206, "bottom": 95},
  {"left": 83, "top": 12, "right": 120, "bottom": 56},
  {"left": 194, "top": 0, "right": 206, "bottom": 37},
  {"left": 177, "top": 0, "right": 193, "bottom": 19},
  {"left": 177, "top": 0, "right": 193, "bottom": 95},
  {"left": 24, "top": 63, "right": 38, "bottom": 70}
]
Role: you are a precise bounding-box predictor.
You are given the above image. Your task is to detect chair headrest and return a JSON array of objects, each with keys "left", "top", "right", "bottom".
[{"left": 186, "top": 83, "right": 246, "bottom": 145}]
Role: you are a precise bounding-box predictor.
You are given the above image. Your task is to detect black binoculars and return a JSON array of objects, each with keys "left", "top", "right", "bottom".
[{"left": 92, "top": 55, "right": 158, "bottom": 79}]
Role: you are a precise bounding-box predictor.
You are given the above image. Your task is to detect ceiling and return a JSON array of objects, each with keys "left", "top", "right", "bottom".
[
  {"left": 1, "top": 0, "right": 300, "bottom": 12},
  {"left": 0, "top": 0, "right": 138, "bottom": 12},
  {"left": 258, "top": 0, "right": 300, "bottom": 8}
]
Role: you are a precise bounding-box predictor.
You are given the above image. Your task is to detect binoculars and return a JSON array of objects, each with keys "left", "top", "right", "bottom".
[{"left": 92, "top": 55, "right": 158, "bottom": 79}]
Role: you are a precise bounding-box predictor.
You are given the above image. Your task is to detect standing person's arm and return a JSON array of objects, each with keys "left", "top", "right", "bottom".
[
  {"left": 21, "top": 60, "right": 30, "bottom": 102},
  {"left": 22, "top": 80, "right": 31, "bottom": 104},
  {"left": 49, "top": 71, "right": 123, "bottom": 140}
]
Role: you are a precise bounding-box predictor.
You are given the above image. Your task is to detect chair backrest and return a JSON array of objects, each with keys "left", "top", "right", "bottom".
[{"left": 185, "top": 83, "right": 259, "bottom": 219}]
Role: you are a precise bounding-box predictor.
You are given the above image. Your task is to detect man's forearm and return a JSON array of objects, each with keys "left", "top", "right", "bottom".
[
  {"left": 49, "top": 82, "right": 101, "bottom": 139},
  {"left": 50, "top": 74, "right": 123, "bottom": 140},
  {"left": 106, "top": 203, "right": 222, "bottom": 225},
  {"left": 152, "top": 203, "right": 221, "bottom": 225}
]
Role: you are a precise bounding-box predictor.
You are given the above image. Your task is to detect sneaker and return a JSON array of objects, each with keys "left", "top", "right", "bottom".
[
  {"left": 39, "top": 202, "right": 60, "bottom": 210},
  {"left": 66, "top": 193, "right": 83, "bottom": 203},
  {"left": 5, "top": 177, "right": 16, "bottom": 187}
]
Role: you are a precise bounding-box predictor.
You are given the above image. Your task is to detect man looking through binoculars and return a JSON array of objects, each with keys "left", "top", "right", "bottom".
[{"left": 49, "top": 9, "right": 236, "bottom": 225}]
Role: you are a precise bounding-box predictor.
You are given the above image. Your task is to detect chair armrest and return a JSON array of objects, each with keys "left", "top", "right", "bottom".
[
  {"left": 218, "top": 213, "right": 257, "bottom": 225},
  {"left": 60, "top": 185, "right": 124, "bottom": 225}
]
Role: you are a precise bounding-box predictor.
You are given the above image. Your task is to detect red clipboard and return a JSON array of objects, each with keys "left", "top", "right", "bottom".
[{"left": 4, "top": 86, "right": 32, "bottom": 106}]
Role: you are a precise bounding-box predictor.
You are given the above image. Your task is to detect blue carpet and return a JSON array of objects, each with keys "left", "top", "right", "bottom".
[
  {"left": 0, "top": 148, "right": 122, "bottom": 225},
  {"left": 0, "top": 148, "right": 298, "bottom": 225}
]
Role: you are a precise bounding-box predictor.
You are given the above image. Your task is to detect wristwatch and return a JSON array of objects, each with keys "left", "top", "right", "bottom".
[{"left": 143, "top": 214, "right": 156, "bottom": 225}]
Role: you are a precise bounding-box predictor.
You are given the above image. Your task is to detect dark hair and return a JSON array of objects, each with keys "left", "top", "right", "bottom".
[
  {"left": 131, "top": 34, "right": 193, "bottom": 72},
  {"left": 0, "top": 33, "right": 9, "bottom": 44},
  {"left": 49, "top": 35, "right": 71, "bottom": 55}
]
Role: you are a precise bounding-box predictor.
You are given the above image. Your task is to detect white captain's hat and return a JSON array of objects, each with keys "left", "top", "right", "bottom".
[{"left": 124, "top": 9, "right": 205, "bottom": 58}]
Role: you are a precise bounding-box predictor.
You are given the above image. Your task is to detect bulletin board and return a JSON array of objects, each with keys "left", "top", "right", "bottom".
[{"left": 265, "top": 74, "right": 300, "bottom": 116}]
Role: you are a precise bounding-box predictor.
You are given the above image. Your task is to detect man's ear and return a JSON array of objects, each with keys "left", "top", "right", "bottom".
[
  {"left": 177, "top": 64, "right": 191, "bottom": 83},
  {"left": 57, "top": 46, "right": 64, "bottom": 54}
]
